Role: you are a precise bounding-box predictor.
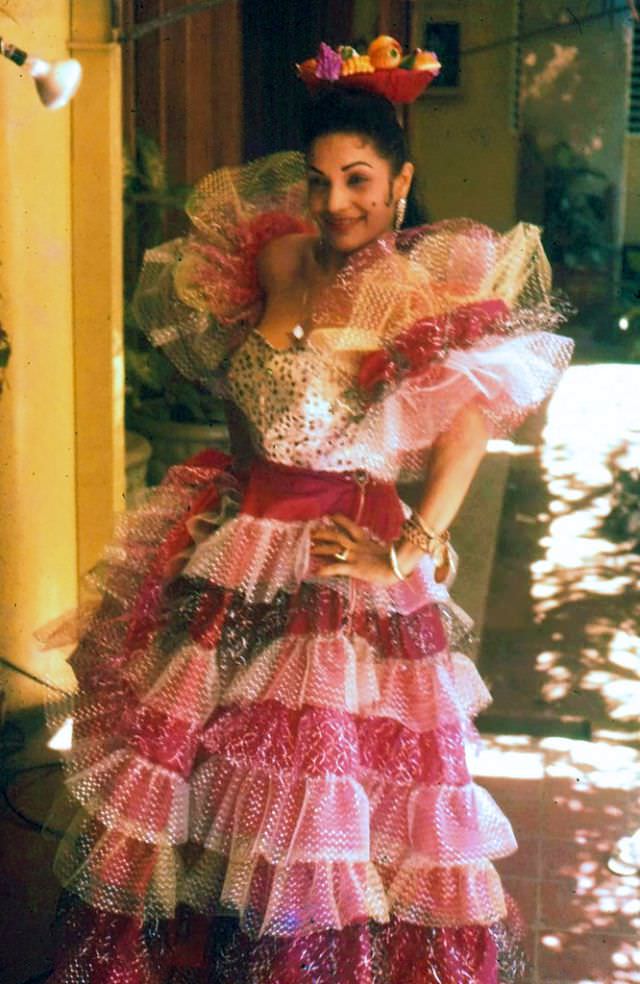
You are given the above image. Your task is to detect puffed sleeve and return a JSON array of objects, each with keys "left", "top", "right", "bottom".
[
  {"left": 132, "top": 151, "right": 314, "bottom": 387},
  {"left": 322, "top": 219, "right": 573, "bottom": 478}
]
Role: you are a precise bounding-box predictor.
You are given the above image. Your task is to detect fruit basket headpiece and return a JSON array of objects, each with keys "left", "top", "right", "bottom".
[{"left": 297, "top": 37, "right": 441, "bottom": 104}]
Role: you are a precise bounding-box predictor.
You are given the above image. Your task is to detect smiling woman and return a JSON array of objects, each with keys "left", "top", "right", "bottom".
[
  {"left": 45, "top": 83, "right": 573, "bottom": 984},
  {"left": 306, "top": 134, "right": 413, "bottom": 254}
]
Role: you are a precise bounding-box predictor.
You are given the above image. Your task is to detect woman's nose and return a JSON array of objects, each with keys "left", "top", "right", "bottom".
[{"left": 326, "top": 182, "right": 348, "bottom": 213}]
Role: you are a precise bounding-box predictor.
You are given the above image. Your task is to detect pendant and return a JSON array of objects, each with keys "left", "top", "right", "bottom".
[{"left": 291, "top": 323, "right": 305, "bottom": 346}]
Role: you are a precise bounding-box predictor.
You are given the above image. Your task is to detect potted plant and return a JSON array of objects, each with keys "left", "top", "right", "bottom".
[
  {"left": 125, "top": 307, "right": 228, "bottom": 485},
  {"left": 123, "top": 133, "right": 229, "bottom": 487},
  {"left": 542, "top": 141, "right": 615, "bottom": 308}
]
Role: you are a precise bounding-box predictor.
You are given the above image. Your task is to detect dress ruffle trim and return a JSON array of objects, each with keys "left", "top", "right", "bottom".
[
  {"left": 190, "top": 757, "right": 515, "bottom": 868},
  {"left": 184, "top": 852, "right": 507, "bottom": 935},
  {"left": 221, "top": 634, "right": 490, "bottom": 728},
  {"left": 133, "top": 152, "right": 311, "bottom": 385},
  {"left": 182, "top": 512, "right": 451, "bottom": 612},
  {"left": 54, "top": 806, "right": 510, "bottom": 932}
]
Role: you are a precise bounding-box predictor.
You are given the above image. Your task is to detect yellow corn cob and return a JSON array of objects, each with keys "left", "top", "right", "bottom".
[{"left": 340, "top": 54, "right": 374, "bottom": 76}]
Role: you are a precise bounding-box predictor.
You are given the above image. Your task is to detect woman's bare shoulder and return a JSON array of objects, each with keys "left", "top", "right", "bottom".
[{"left": 257, "top": 232, "right": 317, "bottom": 289}]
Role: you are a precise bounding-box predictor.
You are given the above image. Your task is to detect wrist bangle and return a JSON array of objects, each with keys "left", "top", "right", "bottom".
[
  {"left": 389, "top": 542, "right": 407, "bottom": 581},
  {"left": 402, "top": 512, "right": 452, "bottom": 584},
  {"left": 411, "top": 511, "right": 447, "bottom": 543}
]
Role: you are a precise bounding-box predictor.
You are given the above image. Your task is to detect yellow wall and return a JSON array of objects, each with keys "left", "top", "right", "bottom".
[
  {"left": 354, "top": 0, "right": 519, "bottom": 229},
  {"left": 0, "top": 2, "right": 78, "bottom": 707},
  {"left": 624, "top": 136, "right": 640, "bottom": 243},
  {"left": 0, "top": 0, "right": 123, "bottom": 711},
  {"left": 410, "top": 2, "right": 519, "bottom": 229},
  {"left": 70, "top": 4, "right": 125, "bottom": 575}
]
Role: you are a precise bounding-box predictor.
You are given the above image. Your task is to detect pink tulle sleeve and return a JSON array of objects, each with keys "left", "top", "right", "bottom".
[
  {"left": 132, "top": 152, "right": 312, "bottom": 385},
  {"left": 356, "top": 328, "right": 573, "bottom": 478},
  {"left": 314, "top": 219, "right": 574, "bottom": 478}
]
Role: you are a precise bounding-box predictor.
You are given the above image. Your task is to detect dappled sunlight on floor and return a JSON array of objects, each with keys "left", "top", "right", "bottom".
[
  {"left": 478, "top": 361, "right": 640, "bottom": 980},
  {"left": 480, "top": 363, "right": 640, "bottom": 745},
  {"left": 471, "top": 734, "right": 640, "bottom": 983}
]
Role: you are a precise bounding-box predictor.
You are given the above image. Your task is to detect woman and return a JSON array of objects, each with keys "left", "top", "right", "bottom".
[{"left": 48, "top": 87, "right": 572, "bottom": 982}]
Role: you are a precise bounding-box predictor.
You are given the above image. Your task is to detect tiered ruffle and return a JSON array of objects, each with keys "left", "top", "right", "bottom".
[{"left": 47, "top": 452, "right": 522, "bottom": 982}]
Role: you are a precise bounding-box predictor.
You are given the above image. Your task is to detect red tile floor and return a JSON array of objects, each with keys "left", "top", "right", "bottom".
[
  {"left": 473, "top": 357, "right": 640, "bottom": 982},
  {"left": 476, "top": 736, "right": 640, "bottom": 983}
]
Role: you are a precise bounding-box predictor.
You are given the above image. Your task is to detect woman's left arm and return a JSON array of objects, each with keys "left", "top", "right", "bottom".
[{"left": 312, "top": 401, "right": 490, "bottom": 584}]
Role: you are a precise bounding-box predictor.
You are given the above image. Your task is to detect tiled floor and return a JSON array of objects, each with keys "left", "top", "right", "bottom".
[{"left": 475, "top": 736, "right": 640, "bottom": 984}]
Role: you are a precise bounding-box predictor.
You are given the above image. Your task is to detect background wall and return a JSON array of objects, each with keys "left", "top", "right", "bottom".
[
  {"left": 0, "top": 0, "right": 123, "bottom": 711},
  {"left": 410, "top": 0, "right": 519, "bottom": 230},
  {"left": 624, "top": 136, "right": 640, "bottom": 243},
  {"left": 518, "top": 0, "right": 631, "bottom": 249},
  {"left": 0, "top": 1, "right": 78, "bottom": 709}
]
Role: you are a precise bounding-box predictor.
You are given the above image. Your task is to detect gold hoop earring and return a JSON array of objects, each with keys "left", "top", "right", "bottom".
[{"left": 394, "top": 196, "right": 407, "bottom": 231}]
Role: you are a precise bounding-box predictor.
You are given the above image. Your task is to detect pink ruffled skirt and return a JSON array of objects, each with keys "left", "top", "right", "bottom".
[{"left": 48, "top": 450, "right": 525, "bottom": 983}]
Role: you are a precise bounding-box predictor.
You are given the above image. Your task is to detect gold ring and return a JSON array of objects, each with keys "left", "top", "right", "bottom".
[{"left": 335, "top": 548, "right": 349, "bottom": 562}]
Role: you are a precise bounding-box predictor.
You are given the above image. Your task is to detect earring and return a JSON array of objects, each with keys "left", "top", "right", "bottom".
[{"left": 394, "top": 196, "right": 407, "bottom": 231}]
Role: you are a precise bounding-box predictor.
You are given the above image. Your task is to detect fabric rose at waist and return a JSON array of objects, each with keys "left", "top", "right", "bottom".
[{"left": 241, "top": 457, "right": 405, "bottom": 543}]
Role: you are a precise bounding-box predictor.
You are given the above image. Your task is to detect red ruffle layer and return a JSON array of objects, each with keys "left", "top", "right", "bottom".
[
  {"left": 200, "top": 700, "right": 471, "bottom": 785},
  {"left": 50, "top": 896, "right": 502, "bottom": 984}
]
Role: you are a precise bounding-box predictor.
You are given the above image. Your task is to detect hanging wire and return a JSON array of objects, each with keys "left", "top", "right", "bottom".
[
  {"left": 119, "top": 1, "right": 639, "bottom": 51},
  {"left": 118, "top": 0, "right": 228, "bottom": 43},
  {"left": 460, "top": 2, "right": 636, "bottom": 58},
  {"left": 0, "top": 656, "right": 69, "bottom": 696}
]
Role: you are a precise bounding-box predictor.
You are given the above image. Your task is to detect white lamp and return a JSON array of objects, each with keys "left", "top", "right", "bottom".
[{"left": 0, "top": 36, "right": 82, "bottom": 110}]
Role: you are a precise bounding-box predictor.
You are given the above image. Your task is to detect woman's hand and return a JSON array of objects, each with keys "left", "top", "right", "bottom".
[{"left": 310, "top": 514, "right": 419, "bottom": 586}]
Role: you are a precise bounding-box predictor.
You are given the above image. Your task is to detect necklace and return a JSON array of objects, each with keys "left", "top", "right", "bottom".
[
  {"left": 288, "top": 240, "right": 339, "bottom": 348},
  {"left": 290, "top": 285, "right": 309, "bottom": 348}
]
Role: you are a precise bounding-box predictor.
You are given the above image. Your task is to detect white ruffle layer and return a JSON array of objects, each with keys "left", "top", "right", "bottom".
[
  {"left": 182, "top": 512, "right": 451, "bottom": 613},
  {"left": 222, "top": 634, "right": 491, "bottom": 731}
]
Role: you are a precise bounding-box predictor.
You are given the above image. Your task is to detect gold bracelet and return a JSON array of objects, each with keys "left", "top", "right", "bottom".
[
  {"left": 403, "top": 512, "right": 452, "bottom": 584},
  {"left": 388, "top": 542, "right": 406, "bottom": 581},
  {"left": 411, "top": 511, "right": 450, "bottom": 547},
  {"left": 401, "top": 517, "right": 431, "bottom": 554}
]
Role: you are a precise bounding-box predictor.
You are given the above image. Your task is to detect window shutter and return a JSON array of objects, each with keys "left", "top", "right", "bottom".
[
  {"left": 630, "top": 22, "right": 640, "bottom": 134},
  {"left": 512, "top": 0, "right": 524, "bottom": 132}
]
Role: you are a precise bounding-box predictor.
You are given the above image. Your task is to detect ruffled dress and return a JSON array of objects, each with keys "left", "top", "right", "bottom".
[{"left": 47, "top": 152, "right": 573, "bottom": 983}]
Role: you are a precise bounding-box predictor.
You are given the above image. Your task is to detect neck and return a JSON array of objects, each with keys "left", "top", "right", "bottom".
[{"left": 312, "top": 238, "right": 347, "bottom": 276}]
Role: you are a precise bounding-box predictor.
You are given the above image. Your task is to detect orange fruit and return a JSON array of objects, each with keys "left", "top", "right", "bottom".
[
  {"left": 297, "top": 57, "right": 318, "bottom": 81},
  {"left": 413, "top": 49, "right": 441, "bottom": 72},
  {"left": 368, "top": 35, "right": 403, "bottom": 69}
]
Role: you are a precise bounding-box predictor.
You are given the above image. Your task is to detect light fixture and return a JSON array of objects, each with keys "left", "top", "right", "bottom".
[{"left": 0, "top": 36, "right": 82, "bottom": 110}]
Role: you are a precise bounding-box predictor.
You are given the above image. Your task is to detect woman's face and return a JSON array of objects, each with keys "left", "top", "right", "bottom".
[{"left": 306, "top": 132, "right": 413, "bottom": 255}]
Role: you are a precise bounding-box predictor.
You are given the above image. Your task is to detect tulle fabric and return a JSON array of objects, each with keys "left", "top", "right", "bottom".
[
  {"left": 42, "top": 150, "right": 572, "bottom": 981},
  {"left": 45, "top": 453, "right": 529, "bottom": 981},
  {"left": 133, "top": 153, "right": 573, "bottom": 481}
]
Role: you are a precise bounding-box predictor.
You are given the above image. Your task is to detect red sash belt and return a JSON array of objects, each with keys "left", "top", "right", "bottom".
[{"left": 240, "top": 457, "right": 405, "bottom": 542}]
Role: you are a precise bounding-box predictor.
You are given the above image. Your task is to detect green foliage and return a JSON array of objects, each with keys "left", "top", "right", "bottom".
[
  {"left": 543, "top": 142, "right": 612, "bottom": 271},
  {"left": 603, "top": 465, "right": 640, "bottom": 551},
  {"left": 0, "top": 323, "right": 10, "bottom": 396},
  {"left": 0, "top": 324, "right": 10, "bottom": 370}
]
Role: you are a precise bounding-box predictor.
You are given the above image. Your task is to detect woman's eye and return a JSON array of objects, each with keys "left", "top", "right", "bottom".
[
  {"left": 347, "top": 174, "right": 368, "bottom": 186},
  {"left": 307, "top": 176, "right": 327, "bottom": 189}
]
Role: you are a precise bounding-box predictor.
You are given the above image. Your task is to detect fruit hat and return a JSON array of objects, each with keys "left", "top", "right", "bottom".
[{"left": 297, "top": 37, "right": 441, "bottom": 104}]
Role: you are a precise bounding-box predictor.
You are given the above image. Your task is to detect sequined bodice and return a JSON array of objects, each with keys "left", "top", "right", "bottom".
[{"left": 225, "top": 331, "right": 383, "bottom": 474}]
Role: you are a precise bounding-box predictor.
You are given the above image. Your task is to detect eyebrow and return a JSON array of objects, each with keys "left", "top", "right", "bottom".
[{"left": 308, "top": 161, "right": 373, "bottom": 175}]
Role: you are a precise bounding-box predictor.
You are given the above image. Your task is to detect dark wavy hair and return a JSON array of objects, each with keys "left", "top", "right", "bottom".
[{"left": 300, "top": 87, "right": 427, "bottom": 228}]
